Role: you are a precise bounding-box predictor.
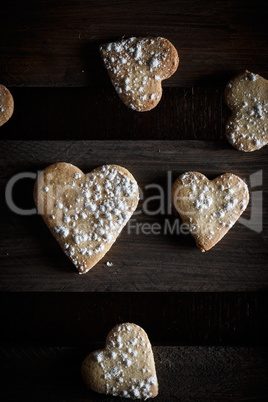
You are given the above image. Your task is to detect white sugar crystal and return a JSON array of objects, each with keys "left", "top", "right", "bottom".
[
  {"left": 110, "top": 351, "right": 117, "bottom": 359},
  {"left": 54, "top": 226, "right": 69, "bottom": 238},
  {"left": 74, "top": 233, "right": 88, "bottom": 244},
  {"left": 94, "top": 351, "right": 103, "bottom": 362},
  {"left": 124, "top": 358, "right": 132, "bottom": 367},
  {"left": 150, "top": 57, "right": 160, "bottom": 69},
  {"left": 132, "top": 389, "right": 141, "bottom": 398},
  {"left": 130, "top": 338, "right": 137, "bottom": 346},
  {"left": 95, "top": 244, "right": 104, "bottom": 253},
  {"left": 147, "top": 375, "right": 157, "bottom": 386},
  {"left": 85, "top": 201, "right": 97, "bottom": 211},
  {"left": 83, "top": 190, "right": 91, "bottom": 198},
  {"left": 63, "top": 215, "right": 71, "bottom": 224},
  {"left": 116, "top": 335, "right": 123, "bottom": 348},
  {"left": 248, "top": 72, "right": 258, "bottom": 81},
  {"left": 134, "top": 44, "right": 142, "bottom": 60},
  {"left": 110, "top": 366, "right": 121, "bottom": 377}
]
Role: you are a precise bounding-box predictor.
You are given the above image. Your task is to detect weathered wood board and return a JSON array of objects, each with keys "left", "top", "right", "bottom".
[
  {"left": 1, "top": 140, "right": 267, "bottom": 292},
  {"left": 1, "top": 345, "right": 267, "bottom": 401},
  {"left": 0, "top": 0, "right": 267, "bottom": 87}
]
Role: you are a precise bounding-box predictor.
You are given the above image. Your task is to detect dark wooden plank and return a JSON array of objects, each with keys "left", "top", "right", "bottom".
[
  {"left": 1, "top": 345, "right": 267, "bottom": 401},
  {"left": 1, "top": 141, "right": 267, "bottom": 292},
  {"left": 1, "top": 293, "right": 267, "bottom": 346},
  {"left": 0, "top": 0, "right": 267, "bottom": 87},
  {"left": 0, "top": 87, "right": 229, "bottom": 141}
]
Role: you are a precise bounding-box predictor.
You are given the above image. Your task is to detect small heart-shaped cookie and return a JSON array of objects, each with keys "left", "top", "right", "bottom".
[
  {"left": 225, "top": 70, "right": 268, "bottom": 152},
  {"left": 81, "top": 323, "right": 158, "bottom": 400},
  {"left": 34, "top": 163, "right": 139, "bottom": 273},
  {"left": 0, "top": 84, "right": 14, "bottom": 126},
  {"left": 172, "top": 172, "right": 249, "bottom": 252},
  {"left": 100, "top": 36, "right": 179, "bottom": 111}
]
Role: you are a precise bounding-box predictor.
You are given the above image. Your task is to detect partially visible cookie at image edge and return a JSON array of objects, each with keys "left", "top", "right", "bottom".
[
  {"left": 0, "top": 84, "right": 14, "bottom": 126},
  {"left": 225, "top": 70, "right": 268, "bottom": 152}
]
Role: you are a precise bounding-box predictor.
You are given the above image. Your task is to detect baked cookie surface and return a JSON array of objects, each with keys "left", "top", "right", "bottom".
[
  {"left": 34, "top": 163, "right": 139, "bottom": 273},
  {"left": 81, "top": 323, "right": 158, "bottom": 400},
  {"left": 100, "top": 36, "right": 179, "bottom": 111},
  {"left": 225, "top": 70, "right": 268, "bottom": 152},
  {"left": 0, "top": 84, "right": 14, "bottom": 126},
  {"left": 172, "top": 171, "right": 249, "bottom": 252}
]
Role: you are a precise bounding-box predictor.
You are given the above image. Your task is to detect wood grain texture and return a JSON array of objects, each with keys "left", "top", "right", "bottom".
[
  {"left": 1, "top": 345, "right": 267, "bottom": 401},
  {"left": 0, "top": 87, "right": 229, "bottom": 140},
  {"left": 1, "top": 141, "right": 267, "bottom": 292},
  {"left": 1, "top": 292, "right": 267, "bottom": 346},
  {"left": 0, "top": 0, "right": 267, "bottom": 87}
]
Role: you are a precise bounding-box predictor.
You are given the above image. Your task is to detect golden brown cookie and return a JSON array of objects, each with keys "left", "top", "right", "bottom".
[
  {"left": 172, "top": 171, "right": 249, "bottom": 252},
  {"left": 225, "top": 70, "right": 268, "bottom": 152},
  {"left": 0, "top": 84, "right": 14, "bottom": 126},
  {"left": 81, "top": 323, "right": 158, "bottom": 399},
  {"left": 34, "top": 163, "right": 139, "bottom": 273},
  {"left": 100, "top": 36, "right": 179, "bottom": 111}
]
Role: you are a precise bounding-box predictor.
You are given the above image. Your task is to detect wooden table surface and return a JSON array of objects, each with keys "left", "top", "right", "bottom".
[
  {"left": 1, "top": 345, "right": 268, "bottom": 401},
  {"left": 1, "top": 140, "right": 267, "bottom": 292},
  {"left": 0, "top": 0, "right": 267, "bottom": 88},
  {"left": 0, "top": 1, "right": 267, "bottom": 400}
]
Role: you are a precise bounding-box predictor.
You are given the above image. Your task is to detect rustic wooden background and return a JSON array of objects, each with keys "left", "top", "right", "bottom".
[
  {"left": 1, "top": 140, "right": 267, "bottom": 292},
  {"left": 1, "top": 344, "right": 267, "bottom": 401},
  {"left": 0, "top": 0, "right": 267, "bottom": 400},
  {"left": 0, "top": 0, "right": 267, "bottom": 87}
]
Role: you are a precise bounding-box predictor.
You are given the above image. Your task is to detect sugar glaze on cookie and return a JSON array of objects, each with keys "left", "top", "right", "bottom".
[
  {"left": 100, "top": 37, "right": 179, "bottom": 111},
  {"left": 225, "top": 70, "right": 268, "bottom": 152},
  {"left": 34, "top": 163, "right": 139, "bottom": 273},
  {"left": 172, "top": 171, "right": 249, "bottom": 252},
  {"left": 81, "top": 323, "right": 158, "bottom": 400}
]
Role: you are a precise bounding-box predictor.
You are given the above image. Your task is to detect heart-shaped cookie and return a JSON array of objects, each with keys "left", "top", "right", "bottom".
[
  {"left": 34, "top": 163, "right": 139, "bottom": 273},
  {"left": 225, "top": 70, "right": 268, "bottom": 152},
  {"left": 81, "top": 323, "right": 158, "bottom": 400},
  {"left": 100, "top": 36, "right": 179, "bottom": 111},
  {"left": 0, "top": 84, "right": 14, "bottom": 126},
  {"left": 172, "top": 171, "right": 249, "bottom": 252}
]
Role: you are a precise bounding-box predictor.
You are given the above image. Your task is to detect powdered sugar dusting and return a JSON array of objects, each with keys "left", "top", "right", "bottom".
[
  {"left": 39, "top": 165, "right": 139, "bottom": 273},
  {"left": 87, "top": 323, "right": 157, "bottom": 400},
  {"left": 100, "top": 36, "right": 178, "bottom": 111},
  {"left": 225, "top": 71, "right": 268, "bottom": 151},
  {"left": 173, "top": 172, "right": 249, "bottom": 251}
]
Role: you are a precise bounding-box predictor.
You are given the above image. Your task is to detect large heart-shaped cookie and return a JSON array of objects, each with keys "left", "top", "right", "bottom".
[
  {"left": 34, "top": 163, "right": 139, "bottom": 273},
  {"left": 100, "top": 36, "right": 179, "bottom": 111},
  {"left": 172, "top": 172, "right": 249, "bottom": 252},
  {"left": 81, "top": 323, "right": 158, "bottom": 400},
  {"left": 225, "top": 70, "right": 268, "bottom": 152}
]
